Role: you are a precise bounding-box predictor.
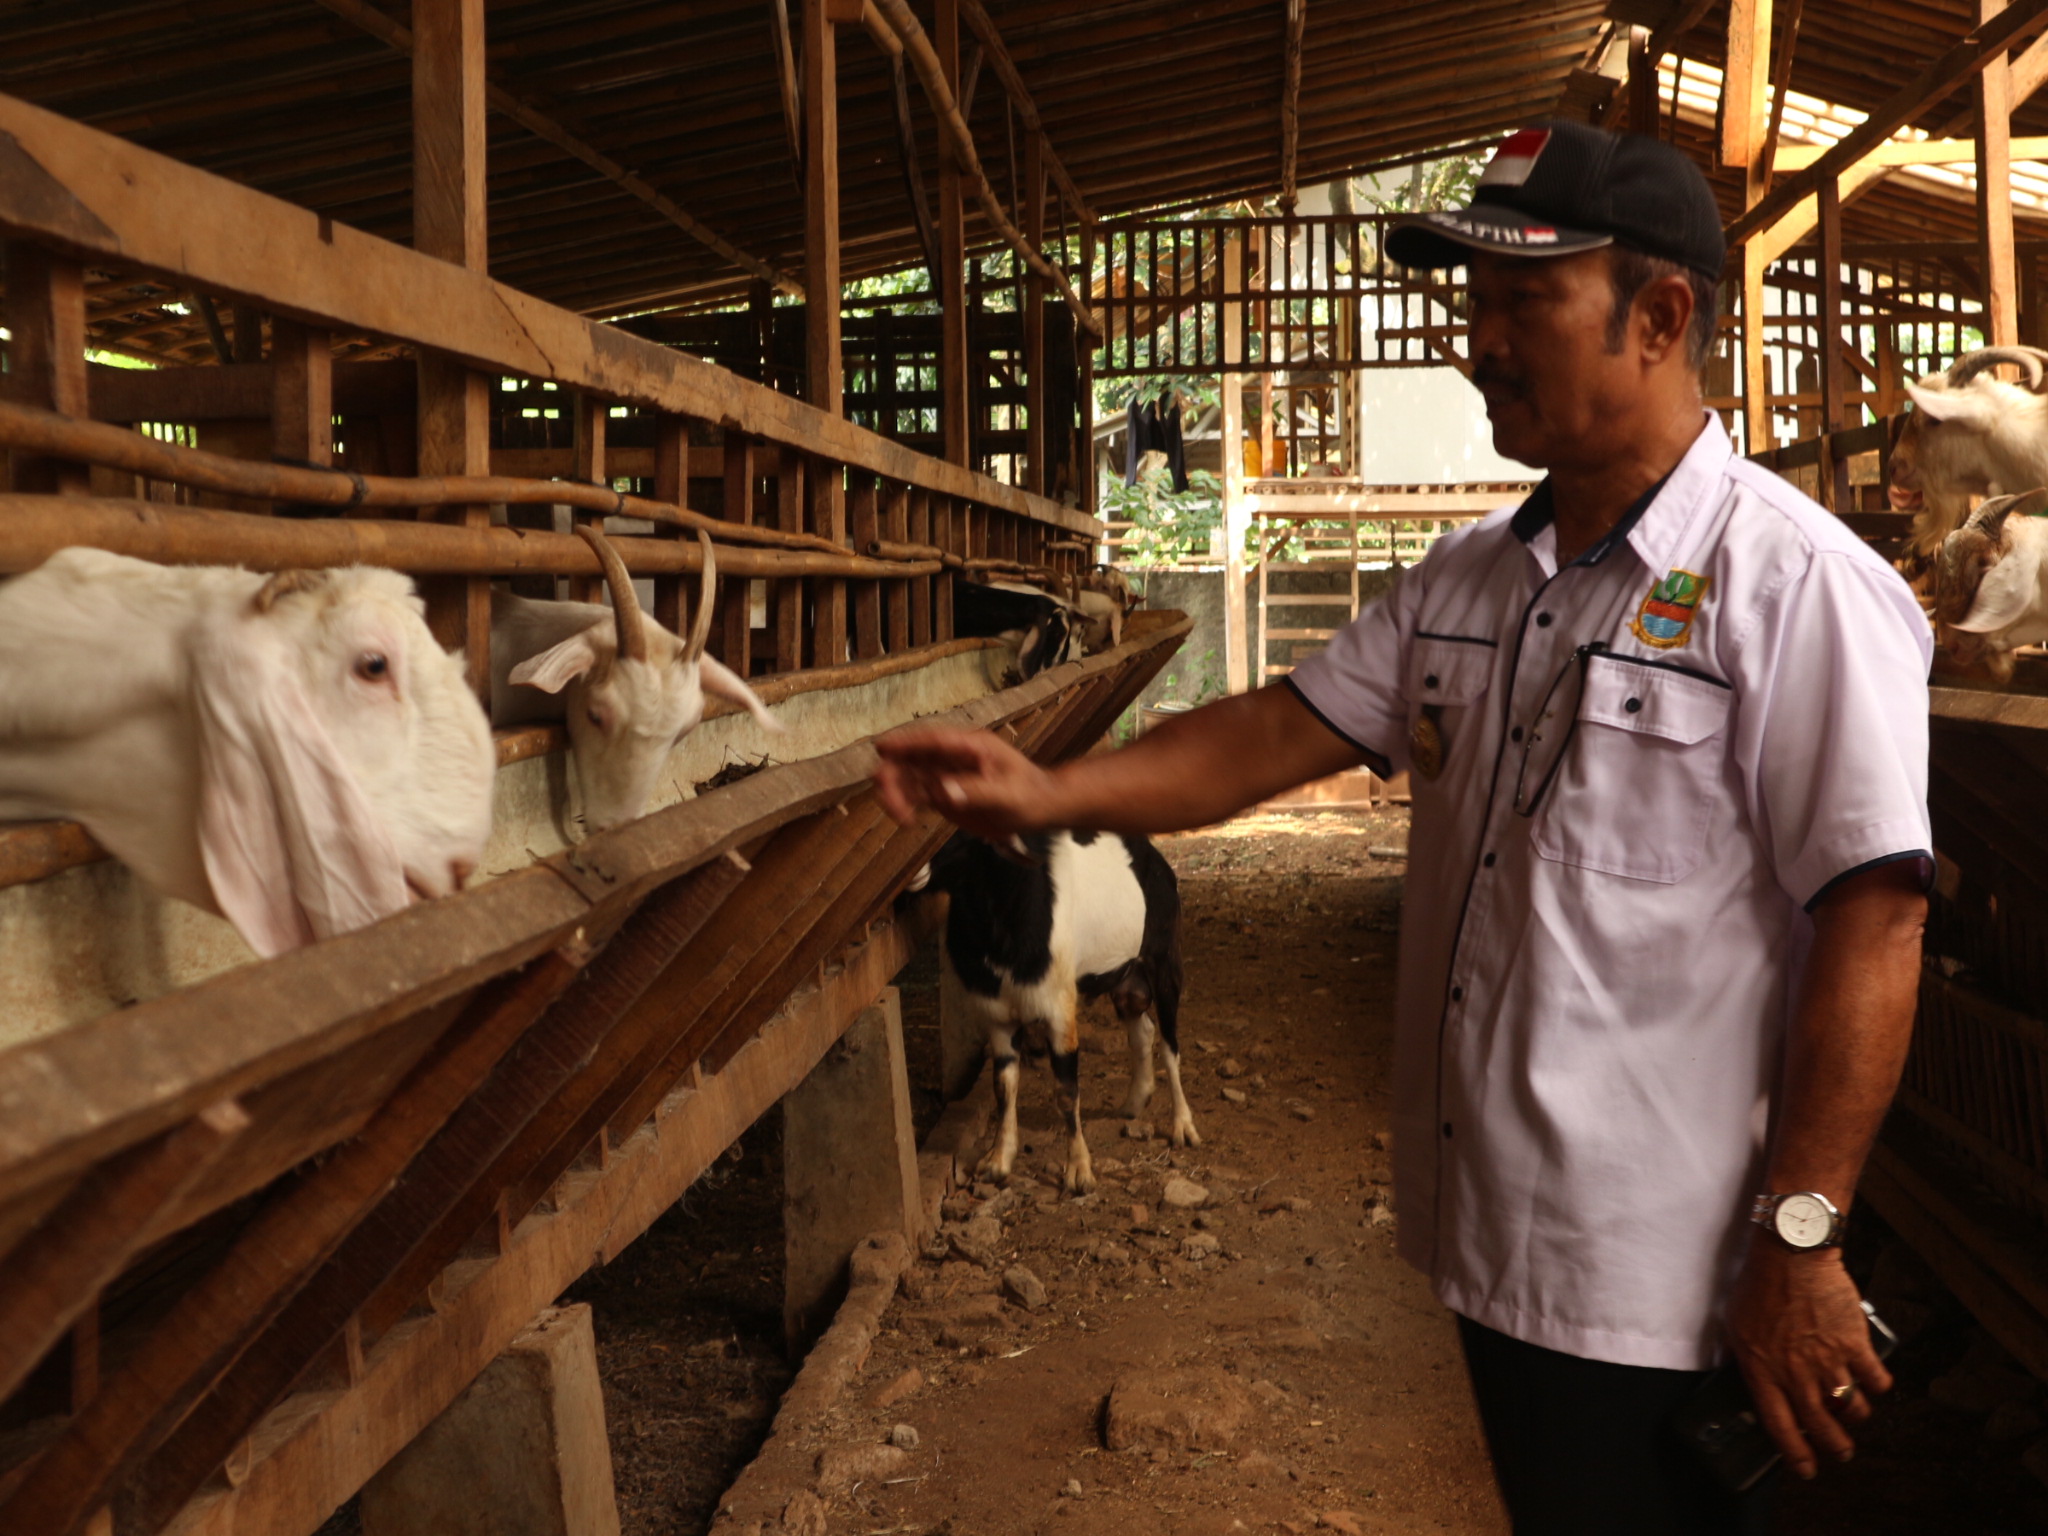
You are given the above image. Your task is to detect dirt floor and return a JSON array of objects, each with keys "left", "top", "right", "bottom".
[{"left": 327, "top": 807, "right": 2048, "bottom": 1535}]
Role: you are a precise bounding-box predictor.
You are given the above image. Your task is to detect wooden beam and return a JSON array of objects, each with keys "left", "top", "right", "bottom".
[
  {"left": 0, "top": 91, "right": 1098, "bottom": 538},
  {"left": 270, "top": 320, "right": 333, "bottom": 468},
  {"left": 1626, "top": 25, "right": 1657, "bottom": 136},
  {"left": 937, "top": 0, "right": 969, "bottom": 468},
  {"left": 2, "top": 241, "right": 88, "bottom": 494},
  {"left": 805, "top": 0, "right": 843, "bottom": 423},
  {"left": 1756, "top": 0, "right": 1803, "bottom": 185},
  {"left": 1720, "top": 0, "right": 1772, "bottom": 171},
  {"left": 869, "top": 0, "right": 1101, "bottom": 338},
  {"left": 888, "top": 52, "right": 943, "bottom": 287},
  {"left": 1982, "top": 0, "right": 2022, "bottom": 348},
  {"left": 1023, "top": 129, "right": 1047, "bottom": 497},
  {"left": 1279, "top": 0, "right": 1306, "bottom": 211},
  {"left": 1772, "top": 134, "right": 2048, "bottom": 170},
  {"left": 955, "top": 0, "right": 1093, "bottom": 225},
  {"left": 413, "top": 0, "right": 492, "bottom": 702},
  {"left": 1727, "top": 0, "right": 2048, "bottom": 247},
  {"left": 313, "top": 0, "right": 793, "bottom": 294},
  {"left": 771, "top": 0, "right": 805, "bottom": 196},
  {"left": 1817, "top": 175, "right": 1850, "bottom": 508}
]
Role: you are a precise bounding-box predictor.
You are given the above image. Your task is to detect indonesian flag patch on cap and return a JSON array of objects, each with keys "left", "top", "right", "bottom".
[{"left": 1479, "top": 128, "right": 1551, "bottom": 189}]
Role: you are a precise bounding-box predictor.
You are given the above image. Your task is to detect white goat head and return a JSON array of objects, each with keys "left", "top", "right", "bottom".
[
  {"left": 1932, "top": 488, "right": 2048, "bottom": 683},
  {"left": 506, "top": 526, "right": 779, "bottom": 833},
  {"left": 1892, "top": 346, "right": 2048, "bottom": 557},
  {"left": 0, "top": 552, "right": 496, "bottom": 958}
]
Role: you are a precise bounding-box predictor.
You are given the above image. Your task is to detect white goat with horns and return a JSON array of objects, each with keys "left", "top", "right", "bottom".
[
  {"left": 0, "top": 549, "right": 497, "bottom": 957},
  {"left": 1889, "top": 345, "right": 2048, "bottom": 558},
  {"left": 490, "top": 526, "right": 779, "bottom": 833}
]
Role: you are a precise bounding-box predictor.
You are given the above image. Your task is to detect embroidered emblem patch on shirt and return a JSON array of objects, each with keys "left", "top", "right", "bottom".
[{"left": 1630, "top": 569, "right": 1710, "bottom": 650}]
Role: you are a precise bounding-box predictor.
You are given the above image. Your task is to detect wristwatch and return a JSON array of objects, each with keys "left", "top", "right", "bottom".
[{"left": 1750, "top": 1191, "right": 1845, "bottom": 1251}]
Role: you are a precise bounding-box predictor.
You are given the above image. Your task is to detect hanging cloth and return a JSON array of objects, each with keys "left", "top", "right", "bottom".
[
  {"left": 1123, "top": 397, "right": 1158, "bottom": 487},
  {"left": 1156, "top": 397, "right": 1190, "bottom": 493}
]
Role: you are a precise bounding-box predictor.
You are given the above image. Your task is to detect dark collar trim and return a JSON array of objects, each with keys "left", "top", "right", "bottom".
[{"left": 1509, "top": 473, "right": 1671, "bottom": 567}]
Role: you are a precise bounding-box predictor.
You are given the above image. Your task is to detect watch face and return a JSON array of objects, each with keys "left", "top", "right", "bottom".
[{"left": 1774, "top": 1193, "right": 1834, "bottom": 1248}]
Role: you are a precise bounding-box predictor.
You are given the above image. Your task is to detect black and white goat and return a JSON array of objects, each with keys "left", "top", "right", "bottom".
[
  {"left": 923, "top": 829, "right": 1196, "bottom": 1195},
  {"left": 954, "top": 577, "right": 1083, "bottom": 680}
]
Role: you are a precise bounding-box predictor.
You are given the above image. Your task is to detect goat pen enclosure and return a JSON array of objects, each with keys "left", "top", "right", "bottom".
[{"left": 0, "top": 46, "right": 1196, "bottom": 1536}]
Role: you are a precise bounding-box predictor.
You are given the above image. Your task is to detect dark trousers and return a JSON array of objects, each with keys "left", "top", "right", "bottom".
[{"left": 1457, "top": 1316, "right": 1776, "bottom": 1536}]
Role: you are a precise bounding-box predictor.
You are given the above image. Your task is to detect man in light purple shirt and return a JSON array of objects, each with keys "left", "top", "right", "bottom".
[{"left": 876, "top": 123, "right": 1929, "bottom": 1534}]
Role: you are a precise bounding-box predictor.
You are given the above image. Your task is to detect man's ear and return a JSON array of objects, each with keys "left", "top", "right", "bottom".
[{"left": 1635, "top": 273, "right": 1696, "bottom": 365}]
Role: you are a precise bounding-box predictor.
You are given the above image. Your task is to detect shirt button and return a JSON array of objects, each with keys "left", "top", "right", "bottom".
[
  {"left": 1625, "top": 696, "right": 1642, "bottom": 713},
  {"left": 1511, "top": 725, "right": 1525, "bottom": 743},
  {"left": 1443, "top": 1122, "right": 1454, "bottom": 1139},
  {"left": 1424, "top": 674, "right": 1439, "bottom": 689},
  {"left": 1483, "top": 851, "right": 1496, "bottom": 868},
  {"left": 1451, "top": 985, "right": 1464, "bottom": 1002},
  {"left": 1536, "top": 612, "right": 1554, "bottom": 628}
]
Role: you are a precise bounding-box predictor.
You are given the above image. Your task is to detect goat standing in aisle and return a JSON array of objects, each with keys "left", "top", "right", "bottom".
[
  {"left": 0, "top": 550, "right": 496, "bottom": 957},
  {"left": 491, "top": 526, "right": 779, "bottom": 833},
  {"left": 924, "top": 829, "right": 1196, "bottom": 1196}
]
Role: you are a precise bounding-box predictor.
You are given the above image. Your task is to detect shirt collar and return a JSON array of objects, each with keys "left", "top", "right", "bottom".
[{"left": 1508, "top": 412, "right": 1732, "bottom": 574}]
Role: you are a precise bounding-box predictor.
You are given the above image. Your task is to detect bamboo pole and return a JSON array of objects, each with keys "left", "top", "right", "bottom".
[
  {"left": 0, "top": 400, "right": 886, "bottom": 559},
  {"left": 868, "top": 0, "right": 1102, "bottom": 339},
  {"left": 0, "top": 498, "right": 939, "bottom": 580}
]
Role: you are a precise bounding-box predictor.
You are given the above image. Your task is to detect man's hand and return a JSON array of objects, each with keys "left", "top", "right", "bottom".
[
  {"left": 872, "top": 727, "right": 1063, "bottom": 835},
  {"left": 1724, "top": 1237, "right": 1892, "bottom": 1479}
]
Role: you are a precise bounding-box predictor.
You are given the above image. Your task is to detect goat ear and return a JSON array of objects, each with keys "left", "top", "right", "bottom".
[
  {"left": 508, "top": 626, "right": 603, "bottom": 693},
  {"left": 698, "top": 654, "right": 784, "bottom": 732},
  {"left": 1953, "top": 548, "right": 2038, "bottom": 633},
  {"left": 1906, "top": 381, "right": 1996, "bottom": 425},
  {"left": 191, "top": 620, "right": 408, "bottom": 956}
]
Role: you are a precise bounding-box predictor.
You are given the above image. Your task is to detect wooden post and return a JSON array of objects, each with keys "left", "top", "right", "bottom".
[
  {"left": 804, "top": 0, "right": 848, "bottom": 667},
  {"left": 361, "top": 1304, "right": 622, "bottom": 1536},
  {"left": 1080, "top": 216, "right": 1097, "bottom": 519},
  {"left": 937, "top": 0, "right": 970, "bottom": 466},
  {"left": 1221, "top": 230, "right": 1251, "bottom": 695},
  {"left": 568, "top": 394, "right": 607, "bottom": 603},
  {"left": 719, "top": 432, "right": 757, "bottom": 674},
  {"left": 1023, "top": 130, "right": 1048, "bottom": 495},
  {"left": 849, "top": 475, "right": 882, "bottom": 658},
  {"left": 270, "top": 319, "right": 334, "bottom": 468},
  {"left": 1817, "top": 175, "right": 1851, "bottom": 509},
  {"left": 909, "top": 487, "right": 935, "bottom": 646},
  {"left": 774, "top": 456, "right": 805, "bottom": 673},
  {"left": 1724, "top": 0, "right": 1775, "bottom": 457},
  {"left": 885, "top": 480, "right": 912, "bottom": 652},
  {"left": 1627, "top": 25, "right": 1657, "bottom": 135},
  {"left": 2, "top": 243, "right": 89, "bottom": 494},
  {"left": 1981, "top": 0, "right": 2021, "bottom": 348},
  {"left": 413, "top": 0, "right": 491, "bottom": 698},
  {"left": 782, "top": 988, "right": 921, "bottom": 1352},
  {"left": 651, "top": 414, "right": 687, "bottom": 639}
]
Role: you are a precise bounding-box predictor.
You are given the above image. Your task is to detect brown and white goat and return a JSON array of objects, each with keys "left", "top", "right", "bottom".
[
  {"left": 1890, "top": 346, "right": 2048, "bottom": 559},
  {"left": 1932, "top": 487, "right": 2048, "bottom": 681}
]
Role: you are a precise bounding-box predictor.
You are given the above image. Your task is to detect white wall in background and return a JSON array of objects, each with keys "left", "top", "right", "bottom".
[{"left": 1355, "top": 367, "right": 1531, "bottom": 484}]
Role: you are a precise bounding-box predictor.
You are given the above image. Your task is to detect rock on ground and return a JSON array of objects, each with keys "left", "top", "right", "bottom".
[{"left": 1103, "top": 1366, "right": 1254, "bottom": 1453}]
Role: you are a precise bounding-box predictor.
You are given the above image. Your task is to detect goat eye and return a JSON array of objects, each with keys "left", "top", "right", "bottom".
[
  {"left": 587, "top": 707, "right": 605, "bottom": 729},
  {"left": 355, "top": 652, "right": 390, "bottom": 682}
]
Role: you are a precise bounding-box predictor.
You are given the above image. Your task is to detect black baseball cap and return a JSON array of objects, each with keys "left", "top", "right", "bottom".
[{"left": 1386, "top": 122, "right": 1725, "bottom": 280}]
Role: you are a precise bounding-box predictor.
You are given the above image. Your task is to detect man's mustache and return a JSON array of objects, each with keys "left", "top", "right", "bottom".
[{"left": 1473, "top": 362, "right": 1525, "bottom": 395}]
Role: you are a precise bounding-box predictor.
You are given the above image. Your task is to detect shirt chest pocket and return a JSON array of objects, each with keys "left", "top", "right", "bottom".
[
  {"left": 1530, "top": 657, "right": 1733, "bottom": 885},
  {"left": 1406, "top": 635, "right": 1497, "bottom": 782}
]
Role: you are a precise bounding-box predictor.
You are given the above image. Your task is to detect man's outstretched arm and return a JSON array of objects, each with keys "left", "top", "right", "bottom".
[{"left": 872, "top": 682, "right": 1371, "bottom": 836}]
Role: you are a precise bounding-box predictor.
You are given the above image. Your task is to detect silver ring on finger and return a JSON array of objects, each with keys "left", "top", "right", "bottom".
[{"left": 1829, "top": 1382, "right": 1857, "bottom": 1403}]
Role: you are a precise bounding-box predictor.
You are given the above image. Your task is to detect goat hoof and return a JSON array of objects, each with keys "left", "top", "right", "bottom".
[
  {"left": 1064, "top": 1166, "right": 1098, "bottom": 1197},
  {"left": 1120, "top": 1090, "right": 1154, "bottom": 1118},
  {"left": 1170, "top": 1120, "right": 1202, "bottom": 1149}
]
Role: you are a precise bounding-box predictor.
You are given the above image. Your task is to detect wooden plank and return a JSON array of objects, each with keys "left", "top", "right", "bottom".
[
  {"left": 0, "top": 1101, "right": 246, "bottom": 1405},
  {"left": 1930, "top": 686, "right": 2048, "bottom": 731},
  {"left": 936, "top": 0, "right": 969, "bottom": 467},
  {"left": 1817, "top": 175, "right": 1850, "bottom": 509},
  {"left": 885, "top": 481, "right": 912, "bottom": 653},
  {"left": 1727, "top": 0, "right": 2048, "bottom": 246},
  {"left": 651, "top": 412, "right": 688, "bottom": 637},
  {"left": 909, "top": 488, "right": 934, "bottom": 646},
  {"left": 269, "top": 320, "right": 333, "bottom": 469},
  {"left": 1773, "top": 134, "right": 2048, "bottom": 170},
  {"left": 721, "top": 432, "right": 757, "bottom": 674},
  {"left": 805, "top": 0, "right": 843, "bottom": 425},
  {"left": 1721, "top": 0, "right": 1772, "bottom": 170},
  {"left": 127, "top": 868, "right": 747, "bottom": 1533},
  {"left": 2, "top": 241, "right": 88, "bottom": 494},
  {"left": 1023, "top": 129, "right": 1048, "bottom": 496},
  {"left": 161, "top": 918, "right": 918, "bottom": 1536},
  {"left": 0, "top": 92, "right": 1097, "bottom": 539},
  {"left": 1983, "top": 0, "right": 2022, "bottom": 349},
  {"left": 567, "top": 392, "right": 607, "bottom": 603},
  {"left": 0, "top": 948, "right": 591, "bottom": 1536},
  {"left": 1278, "top": 0, "right": 1306, "bottom": 209},
  {"left": 776, "top": 457, "right": 806, "bottom": 673},
  {"left": 849, "top": 476, "right": 884, "bottom": 658}
]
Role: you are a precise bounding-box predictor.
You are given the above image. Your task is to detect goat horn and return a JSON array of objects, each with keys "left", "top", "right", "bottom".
[
  {"left": 1948, "top": 346, "right": 2048, "bottom": 392},
  {"left": 575, "top": 523, "right": 649, "bottom": 663},
  {"left": 686, "top": 530, "right": 716, "bottom": 662}
]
